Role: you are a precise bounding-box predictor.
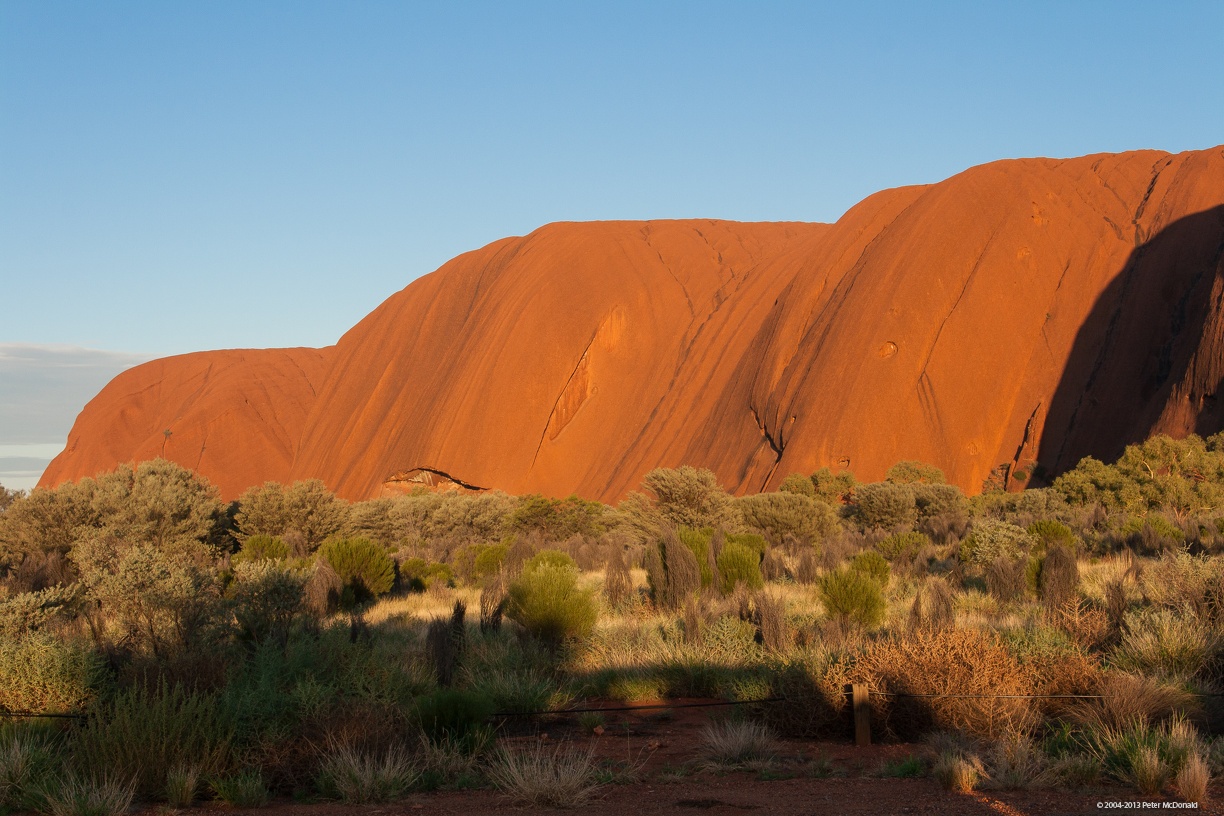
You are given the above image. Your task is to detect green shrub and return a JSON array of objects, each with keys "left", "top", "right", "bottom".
[
  {"left": 819, "top": 567, "right": 886, "bottom": 628},
  {"left": 886, "top": 461, "right": 945, "bottom": 484},
  {"left": 677, "top": 526, "right": 715, "bottom": 587},
  {"left": 473, "top": 543, "right": 508, "bottom": 580},
  {"left": 413, "top": 689, "right": 495, "bottom": 749},
  {"left": 778, "top": 473, "right": 816, "bottom": 497},
  {"left": 725, "top": 532, "right": 767, "bottom": 555},
  {"left": 1026, "top": 519, "right": 1075, "bottom": 553},
  {"left": 852, "top": 482, "right": 917, "bottom": 530},
  {"left": 716, "top": 543, "right": 763, "bottom": 594},
  {"left": 0, "top": 631, "right": 108, "bottom": 715},
  {"left": 210, "top": 769, "right": 268, "bottom": 808},
  {"left": 850, "top": 550, "right": 890, "bottom": 586},
  {"left": 230, "top": 534, "right": 288, "bottom": 566},
  {"left": 737, "top": 492, "right": 838, "bottom": 546},
  {"left": 645, "top": 530, "right": 702, "bottom": 610},
  {"left": 1039, "top": 544, "right": 1080, "bottom": 609},
  {"left": 398, "top": 557, "right": 455, "bottom": 592},
  {"left": 74, "top": 682, "right": 233, "bottom": 799},
  {"left": 876, "top": 531, "right": 929, "bottom": 562},
  {"left": 318, "top": 538, "right": 394, "bottom": 605},
  {"left": 959, "top": 520, "right": 1035, "bottom": 565},
  {"left": 229, "top": 560, "right": 307, "bottom": 646},
  {"left": 0, "top": 726, "right": 59, "bottom": 812},
  {"left": 506, "top": 551, "right": 597, "bottom": 644}
]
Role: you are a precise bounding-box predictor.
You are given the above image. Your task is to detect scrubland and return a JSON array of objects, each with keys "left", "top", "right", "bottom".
[{"left": 2, "top": 435, "right": 1224, "bottom": 813}]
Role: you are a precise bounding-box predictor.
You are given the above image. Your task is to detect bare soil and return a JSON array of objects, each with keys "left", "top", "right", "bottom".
[{"left": 146, "top": 700, "right": 1223, "bottom": 816}]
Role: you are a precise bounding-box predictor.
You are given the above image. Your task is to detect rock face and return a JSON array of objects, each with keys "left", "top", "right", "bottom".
[
  {"left": 40, "top": 147, "right": 1224, "bottom": 501},
  {"left": 41, "top": 349, "right": 332, "bottom": 500}
]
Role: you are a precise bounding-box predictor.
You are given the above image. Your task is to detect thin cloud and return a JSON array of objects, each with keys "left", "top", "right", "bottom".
[{"left": 0, "top": 343, "right": 152, "bottom": 447}]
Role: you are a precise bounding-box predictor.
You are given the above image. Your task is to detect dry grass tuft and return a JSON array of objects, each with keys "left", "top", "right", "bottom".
[
  {"left": 933, "top": 752, "right": 986, "bottom": 792},
  {"left": 40, "top": 774, "right": 135, "bottom": 816},
  {"left": 698, "top": 719, "right": 779, "bottom": 769},
  {"left": 316, "top": 743, "right": 420, "bottom": 803},
  {"left": 1175, "top": 752, "right": 1211, "bottom": 804},
  {"left": 486, "top": 741, "right": 601, "bottom": 808}
]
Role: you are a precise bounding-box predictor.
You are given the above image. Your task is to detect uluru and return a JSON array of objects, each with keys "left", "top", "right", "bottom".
[{"left": 39, "top": 146, "right": 1224, "bottom": 502}]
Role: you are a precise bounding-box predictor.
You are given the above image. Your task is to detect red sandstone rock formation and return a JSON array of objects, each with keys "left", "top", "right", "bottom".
[
  {"left": 40, "top": 348, "right": 331, "bottom": 500},
  {"left": 40, "top": 147, "right": 1224, "bottom": 501}
]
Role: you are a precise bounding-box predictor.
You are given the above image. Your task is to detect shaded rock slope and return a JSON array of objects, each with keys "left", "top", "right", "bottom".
[{"left": 40, "top": 146, "right": 1224, "bottom": 501}]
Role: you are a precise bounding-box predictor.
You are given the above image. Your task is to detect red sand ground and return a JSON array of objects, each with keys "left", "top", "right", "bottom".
[
  {"left": 139, "top": 701, "right": 1222, "bottom": 815},
  {"left": 43, "top": 146, "right": 1224, "bottom": 502}
]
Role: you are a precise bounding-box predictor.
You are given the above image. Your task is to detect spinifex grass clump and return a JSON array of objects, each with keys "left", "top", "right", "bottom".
[
  {"left": 316, "top": 744, "right": 420, "bottom": 804},
  {"left": 38, "top": 774, "right": 136, "bottom": 816},
  {"left": 698, "top": 719, "right": 778, "bottom": 770},
  {"left": 487, "top": 741, "right": 601, "bottom": 807}
]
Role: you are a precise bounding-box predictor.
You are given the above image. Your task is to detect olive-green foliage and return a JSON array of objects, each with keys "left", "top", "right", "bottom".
[
  {"left": 886, "top": 461, "right": 946, "bottom": 484},
  {"left": 852, "top": 482, "right": 917, "bottom": 530},
  {"left": 778, "top": 472, "right": 816, "bottom": 497},
  {"left": 984, "top": 556, "right": 1029, "bottom": 603},
  {"left": 399, "top": 557, "right": 455, "bottom": 592},
  {"left": 72, "top": 537, "right": 226, "bottom": 657},
  {"left": 230, "top": 534, "right": 288, "bottom": 566},
  {"left": 737, "top": 491, "right": 838, "bottom": 546},
  {"left": 89, "top": 460, "right": 226, "bottom": 558},
  {"left": 810, "top": 467, "right": 857, "bottom": 503},
  {"left": 229, "top": 560, "right": 308, "bottom": 646},
  {"left": 0, "top": 584, "right": 80, "bottom": 639},
  {"left": 725, "top": 532, "right": 767, "bottom": 555},
  {"left": 0, "top": 630, "right": 108, "bottom": 714},
  {"left": 235, "top": 479, "right": 347, "bottom": 554},
  {"left": 1139, "top": 551, "right": 1224, "bottom": 624},
  {"left": 1039, "top": 544, "right": 1080, "bottom": 609},
  {"left": 637, "top": 466, "right": 741, "bottom": 531},
  {"left": 677, "top": 526, "right": 715, "bottom": 586},
  {"left": 876, "top": 531, "right": 929, "bottom": 562},
  {"left": 0, "top": 482, "right": 21, "bottom": 514},
  {"left": 1120, "top": 515, "right": 1185, "bottom": 553},
  {"left": 1, "top": 461, "right": 225, "bottom": 578},
  {"left": 0, "top": 724, "right": 59, "bottom": 813},
  {"left": 473, "top": 543, "right": 508, "bottom": 579},
  {"left": 958, "top": 520, "right": 1035, "bottom": 565},
  {"left": 1026, "top": 519, "right": 1075, "bottom": 553},
  {"left": 819, "top": 567, "right": 886, "bottom": 628},
  {"left": 509, "top": 494, "right": 606, "bottom": 540},
  {"left": 413, "top": 689, "right": 495, "bottom": 748},
  {"left": 850, "top": 550, "right": 890, "bottom": 586},
  {"left": 392, "top": 491, "right": 516, "bottom": 548},
  {"left": 318, "top": 538, "right": 395, "bottom": 605},
  {"left": 506, "top": 551, "right": 597, "bottom": 643},
  {"left": 1112, "top": 609, "right": 1221, "bottom": 682},
  {"left": 716, "top": 542, "right": 764, "bottom": 594},
  {"left": 210, "top": 770, "right": 269, "bottom": 808},
  {"left": 0, "top": 481, "right": 96, "bottom": 572},
  {"left": 74, "top": 682, "right": 234, "bottom": 798},
  {"left": 1054, "top": 433, "right": 1224, "bottom": 516},
  {"left": 645, "top": 530, "right": 702, "bottom": 610},
  {"left": 346, "top": 497, "right": 398, "bottom": 548}
]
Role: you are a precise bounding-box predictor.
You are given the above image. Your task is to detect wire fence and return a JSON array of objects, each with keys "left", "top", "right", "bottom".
[{"left": 5, "top": 687, "right": 1221, "bottom": 723}]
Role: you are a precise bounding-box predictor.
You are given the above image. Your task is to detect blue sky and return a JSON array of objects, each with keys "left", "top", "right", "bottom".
[{"left": 1, "top": 1, "right": 1222, "bottom": 488}]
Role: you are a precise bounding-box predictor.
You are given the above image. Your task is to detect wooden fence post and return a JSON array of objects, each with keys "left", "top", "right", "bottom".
[{"left": 851, "top": 683, "right": 871, "bottom": 746}]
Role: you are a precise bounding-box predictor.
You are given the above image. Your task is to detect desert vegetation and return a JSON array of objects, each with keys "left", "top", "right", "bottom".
[{"left": 2, "top": 435, "right": 1224, "bottom": 811}]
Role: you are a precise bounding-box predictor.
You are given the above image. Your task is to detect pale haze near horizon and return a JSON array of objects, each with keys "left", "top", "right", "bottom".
[{"left": 2, "top": 1, "right": 1222, "bottom": 491}]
